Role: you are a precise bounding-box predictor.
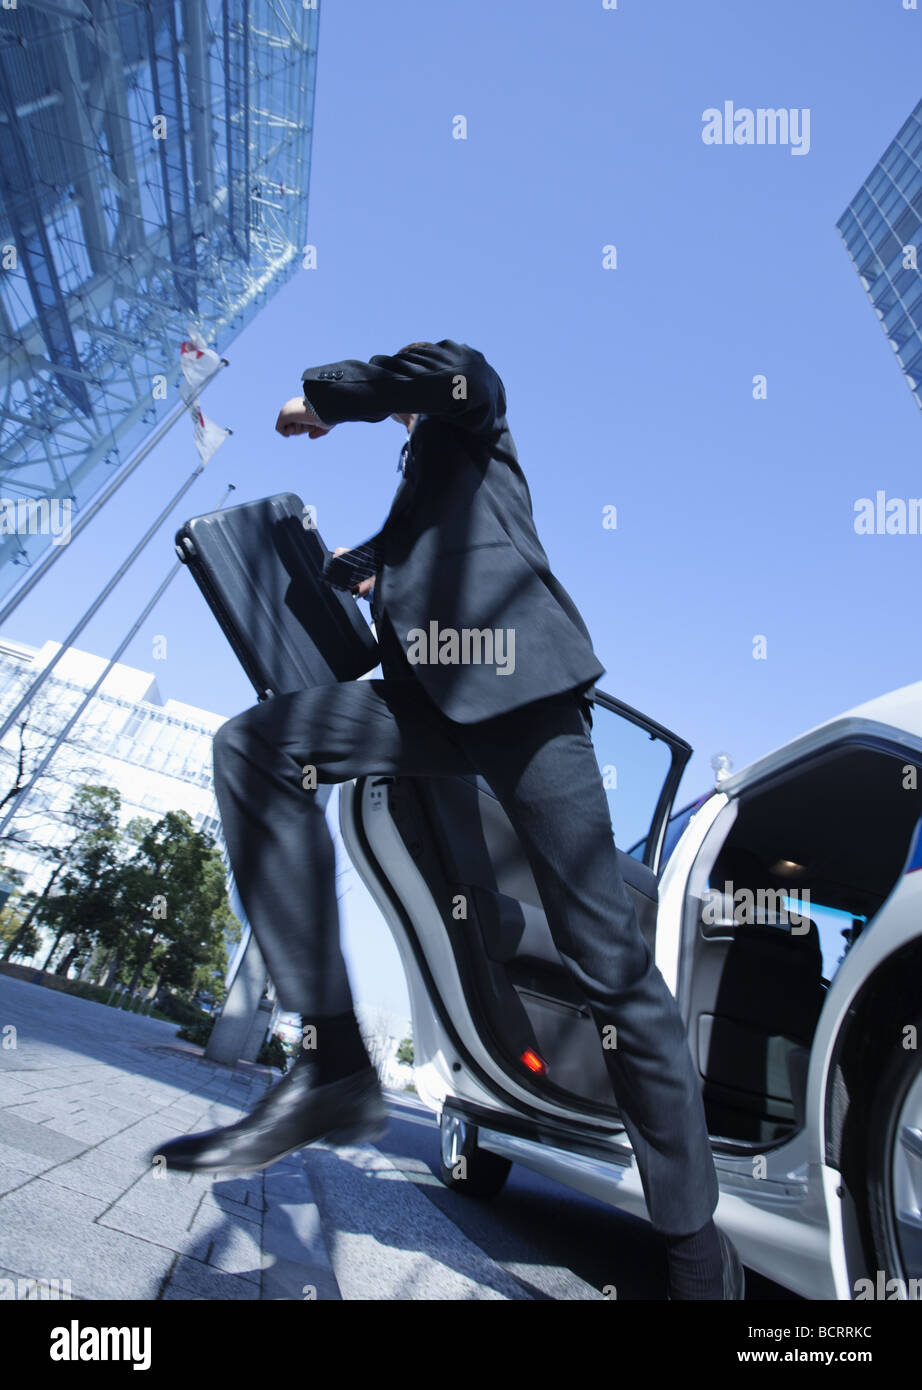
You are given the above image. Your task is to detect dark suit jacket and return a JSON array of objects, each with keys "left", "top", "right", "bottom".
[{"left": 301, "top": 339, "right": 605, "bottom": 723}]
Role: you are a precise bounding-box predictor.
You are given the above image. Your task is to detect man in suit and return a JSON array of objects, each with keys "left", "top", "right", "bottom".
[{"left": 154, "top": 340, "right": 742, "bottom": 1298}]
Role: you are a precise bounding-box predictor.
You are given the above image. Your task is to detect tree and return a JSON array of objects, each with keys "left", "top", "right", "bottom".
[
  {"left": 396, "top": 1036, "right": 414, "bottom": 1066},
  {"left": 188, "top": 898, "right": 240, "bottom": 1006},
  {"left": 1, "top": 863, "right": 59, "bottom": 963},
  {"left": 0, "top": 861, "right": 35, "bottom": 960},
  {"left": 0, "top": 683, "right": 100, "bottom": 848},
  {"left": 0, "top": 716, "right": 35, "bottom": 819},
  {"left": 31, "top": 785, "right": 122, "bottom": 973},
  {"left": 114, "top": 810, "right": 233, "bottom": 1001}
]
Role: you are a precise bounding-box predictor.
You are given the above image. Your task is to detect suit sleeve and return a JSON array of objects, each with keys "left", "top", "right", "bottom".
[{"left": 300, "top": 339, "right": 504, "bottom": 434}]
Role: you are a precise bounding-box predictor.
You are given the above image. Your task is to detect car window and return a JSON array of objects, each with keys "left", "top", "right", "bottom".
[
  {"left": 587, "top": 701, "right": 674, "bottom": 861},
  {"left": 783, "top": 896, "right": 867, "bottom": 982}
]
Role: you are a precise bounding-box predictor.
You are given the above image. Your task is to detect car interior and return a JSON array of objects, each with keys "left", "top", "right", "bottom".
[{"left": 685, "top": 743, "right": 922, "bottom": 1146}]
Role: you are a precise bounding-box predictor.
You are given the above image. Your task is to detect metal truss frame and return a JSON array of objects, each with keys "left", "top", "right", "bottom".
[{"left": 0, "top": 0, "right": 319, "bottom": 592}]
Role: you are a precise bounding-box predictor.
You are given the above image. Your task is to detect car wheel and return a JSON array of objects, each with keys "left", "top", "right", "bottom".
[
  {"left": 438, "top": 1110, "right": 511, "bottom": 1198},
  {"left": 866, "top": 1017, "right": 922, "bottom": 1297}
]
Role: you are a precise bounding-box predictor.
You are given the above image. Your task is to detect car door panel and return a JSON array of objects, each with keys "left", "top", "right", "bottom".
[{"left": 383, "top": 683, "right": 690, "bottom": 1110}]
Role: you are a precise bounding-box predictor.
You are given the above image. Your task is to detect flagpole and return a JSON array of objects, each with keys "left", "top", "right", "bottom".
[
  {"left": 0, "top": 432, "right": 232, "bottom": 747},
  {"left": 0, "top": 353, "right": 233, "bottom": 748},
  {"left": 0, "top": 484, "right": 237, "bottom": 844},
  {"left": 0, "top": 359, "right": 229, "bottom": 631}
]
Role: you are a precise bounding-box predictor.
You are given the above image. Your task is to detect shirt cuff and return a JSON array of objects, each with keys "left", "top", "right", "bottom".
[{"left": 301, "top": 391, "right": 328, "bottom": 427}]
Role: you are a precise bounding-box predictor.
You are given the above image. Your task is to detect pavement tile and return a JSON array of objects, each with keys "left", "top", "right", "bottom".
[
  {"left": 83, "top": 1150, "right": 152, "bottom": 1191},
  {"left": 259, "top": 1166, "right": 342, "bottom": 1301},
  {"left": 208, "top": 1176, "right": 264, "bottom": 1208},
  {"left": 0, "top": 1076, "right": 38, "bottom": 1104},
  {"left": 21, "top": 1082, "right": 107, "bottom": 1103},
  {"left": 163, "top": 1254, "right": 260, "bottom": 1301},
  {"left": 0, "top": 1141, "right": 69, "bottom": 1176},
  {"left": 0, "top": 1162, "right": 34, "bottom": 1196},
  {"left": 104, "top": 1097, "right": 175, "bottom": 1120},
  {"left": 188, "top": 1209, "right": 264, "bottom": 1280},
  {"left": 183, "top": 1169, "right": 220, "bottom": 1195},
  {"left": 0, "top": 979, "right": 338, "bottom": 1301},
  {"left": 0, "top": 1070, "right": 78, "bottom": 1092},
  {"left": 39, "top": 1152, "right": 140, "bottom": 1203},
  {"left": 97, "top": 1202, "right": 209, "bottom": 1257},
  {"left": 0, "top": 1112, "right": 90, "bottom": 1163},
  {"left": 199, "top": 1102, "right": 250, "bottom": 1125},
  {"left": 200, "top": 1190, "right": 262, "bottom": 1226},
  {"left": 110, "top": 1103, "right": 176, "bottom": 1122},
  {"left": 305, "top": 1144, "right": 529, "bottom": 1301},
  {"left": 0, "top": 1181, "right": 174, "bottom": 1299},
  {"left": 262, "top": 1255, "right": 340, "bottom": 1302},
  {"left": 95, "top": 1118, "right": 189, "bottom": 1162},
  {"left": 140, "top": 1092, "right": 188, "bottom": 1108},
  {"left": 262, "top": 1171, "right": 332, "bottom": 1267},
  {"left": 41, "top": 1115, "right": 126, "bottom": 1144},
  {"left": 0, "top": 1265, "right": 79, "bottom": 1300},
  {"left": 113, "top": 1169, "right": 206, "bottom": 1222},
  {"left": 3, "top": 1104, "right": 59, "bottom": 1125},
  {"left": 196, "top": 1085, "right": 251, "bottom": 1104},
  {"left": 158, "top": 1101, "right": 209, "bottom": 1121},
  {"left": 55, "top": 1096, "right": 129, "bottom": 1118}
]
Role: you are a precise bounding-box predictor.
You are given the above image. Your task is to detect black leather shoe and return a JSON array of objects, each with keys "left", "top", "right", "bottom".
[{"left": 150, "top": 1061, "right": 388, "bottom": 1175}]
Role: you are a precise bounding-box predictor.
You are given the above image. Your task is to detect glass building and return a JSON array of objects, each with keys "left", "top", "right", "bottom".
[
  {"left": 0, "top": 0, "right": 320, "bottom": 596},
  {"left": 837, "top": 98, "right": 922, "bottom": 415}
]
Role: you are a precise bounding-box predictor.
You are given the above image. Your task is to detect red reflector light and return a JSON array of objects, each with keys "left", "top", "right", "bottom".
[{"left": 521, "top": 1049, "right": 547, "bottom": 1074}]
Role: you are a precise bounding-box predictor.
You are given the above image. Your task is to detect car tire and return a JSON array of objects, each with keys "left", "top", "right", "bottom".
[
  {"left": 865, "top": 1014, "right": 922, "bottom": 1297},
  {"left": 438, "top": 1110, "right": 511, "bottom": 1198}
]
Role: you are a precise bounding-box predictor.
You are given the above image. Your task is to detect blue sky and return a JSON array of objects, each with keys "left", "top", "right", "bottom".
[{"left": 4, "top": 0, "right": 922, "bottom": 1017}]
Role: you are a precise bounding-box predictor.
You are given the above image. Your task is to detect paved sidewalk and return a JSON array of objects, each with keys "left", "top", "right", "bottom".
[{"left": 0, "top": 972, "right": 340, "bottom": 1300}]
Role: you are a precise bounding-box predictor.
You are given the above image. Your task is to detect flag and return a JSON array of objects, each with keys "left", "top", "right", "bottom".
[
  {"left": 190, "top": 404, "right": 230, "bottom": 463},
  {"left": 179, "top": 328, "right": 222, "bottom": 404}
]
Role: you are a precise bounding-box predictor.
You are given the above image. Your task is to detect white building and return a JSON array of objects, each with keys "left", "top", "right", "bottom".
[
  {"left": 0, "top": 638, "right": 416, "bottom": 1064},
  {"left": 0, "top": 636, "right": 226, "bottom": 961}
]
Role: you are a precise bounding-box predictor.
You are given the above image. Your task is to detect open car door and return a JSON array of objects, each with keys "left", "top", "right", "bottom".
[{"left": 347, "top": 688, "right": 692, "bottom": 1117}]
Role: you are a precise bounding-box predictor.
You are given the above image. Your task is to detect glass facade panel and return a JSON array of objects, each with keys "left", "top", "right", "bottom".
[
  {"left": 904, "top": 124, "right": 922, "bottom": 159},
  {"left": 0, "top": 2, "right": 320, "bottom": 598},
  {"left": 901, "top": 344, "right": 922, "bottom": 386},
  {"left": 839, "top": 98, "right": 922, "bottom": 415},
  {"left": 894, "top": 322, "right": 919, "bottom": 355},
  {"left": 892, "top": 208, "right": 920, "bottom": 244}
]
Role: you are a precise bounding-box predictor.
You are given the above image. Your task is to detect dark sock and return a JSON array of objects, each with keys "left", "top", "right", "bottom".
[
  {"left": 663, "top": 1217, "right": 723, "bottom": 1299},
  {"left": 298, "top": 1012, "right": 370, "bottom": 1083}
]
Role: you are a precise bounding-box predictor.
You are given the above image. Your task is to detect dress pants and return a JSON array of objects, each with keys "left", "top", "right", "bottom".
[{"left": 211, "top": 654, "right": 719, "bottom": 1236}]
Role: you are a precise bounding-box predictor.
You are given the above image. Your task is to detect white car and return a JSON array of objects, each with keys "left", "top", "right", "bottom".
[{"left": 340, "top": 679, "right": 922, "bottom": 1300}]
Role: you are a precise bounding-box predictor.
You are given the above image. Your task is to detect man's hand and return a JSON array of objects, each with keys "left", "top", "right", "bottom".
[
  {"left": 332, "top": 546, "right": 376, "bottom": 598},
  {"left": 275, "top": 397, "right": 333, "bottom": 438}
]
